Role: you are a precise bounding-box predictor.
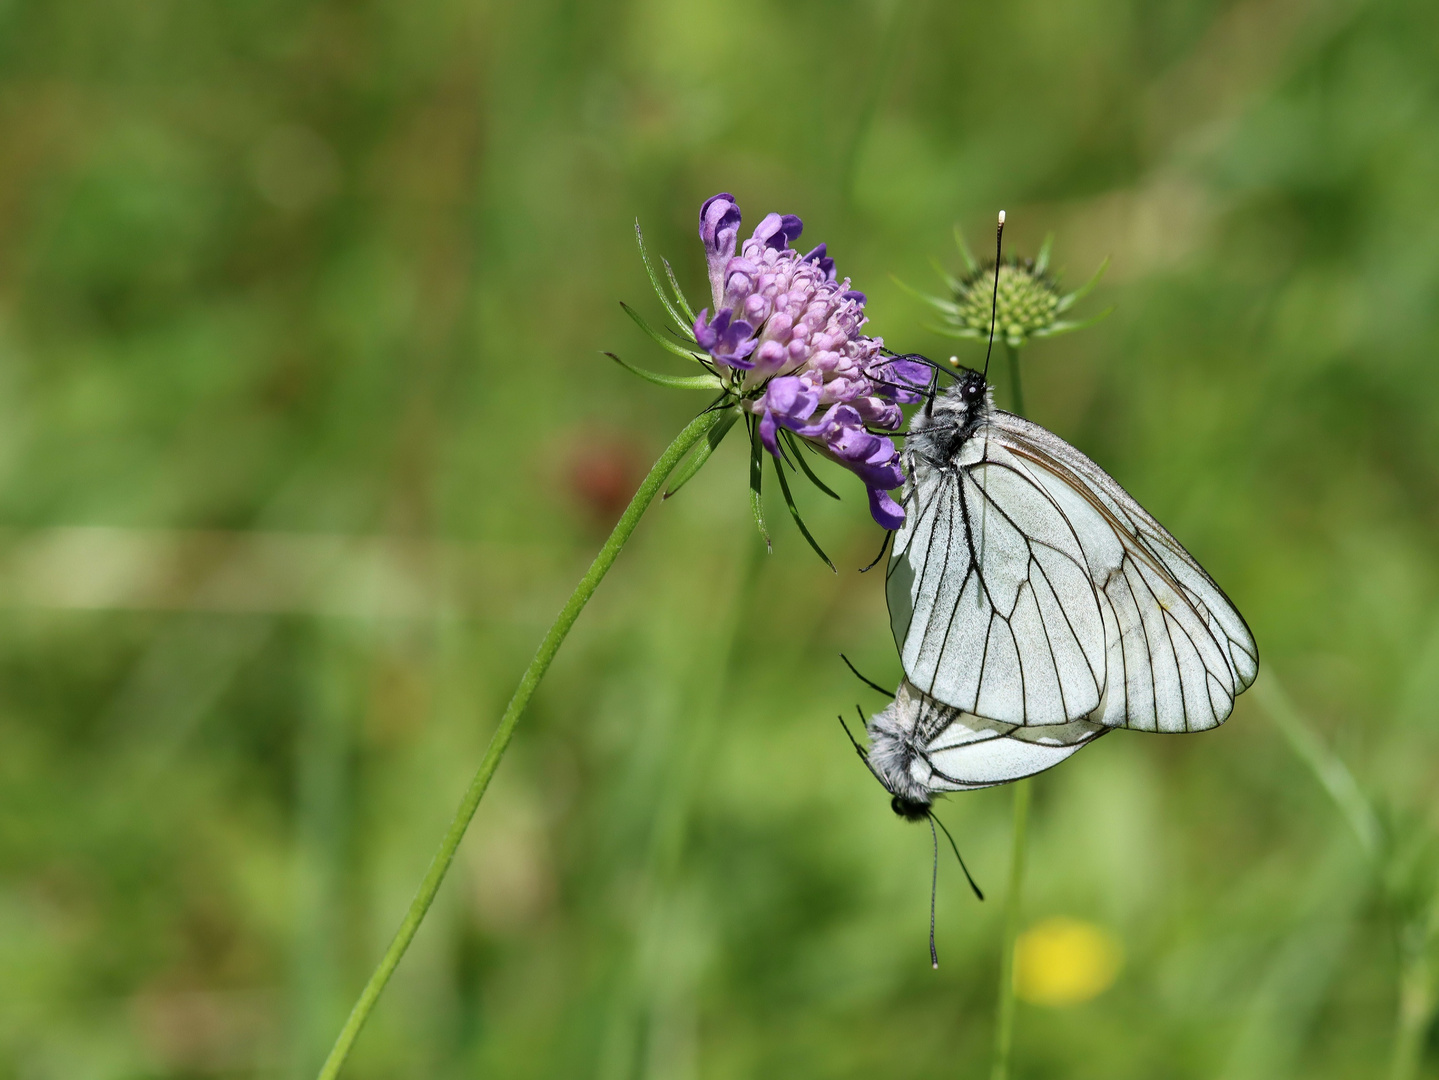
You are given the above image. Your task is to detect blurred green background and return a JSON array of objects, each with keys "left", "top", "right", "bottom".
[{"left": 2, "top": 0, "right": 1438, "bottom": 1077}]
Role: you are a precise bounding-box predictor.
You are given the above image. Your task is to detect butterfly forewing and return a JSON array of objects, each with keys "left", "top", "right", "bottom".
[{"left": 888, "top": 432, "right": 1105, "bottom": 726}]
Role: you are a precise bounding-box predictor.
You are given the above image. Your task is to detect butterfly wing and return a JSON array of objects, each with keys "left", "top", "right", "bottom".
[
  {"left": 869, "top": 680, "right": 1107, "bottom": 795},
  {"left": 889, "top": 413, "right": 1258, "bottom": 733},
  {"left": 920, "top": 703, "right": 1107, "bottom": 791},
  {"left": 887, "top": 430, "right": 1108, "bottom": 726},
  {"left": 987, "top": 412, "right": 1258, "bottom": 732}
]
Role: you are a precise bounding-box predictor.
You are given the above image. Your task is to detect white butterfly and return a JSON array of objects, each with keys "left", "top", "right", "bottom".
[{"left": 886, "top": 368, "right": 1258, "bottom": 740}]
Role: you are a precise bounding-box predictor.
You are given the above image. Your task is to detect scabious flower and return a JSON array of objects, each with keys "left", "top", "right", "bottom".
[
  {"left": 617, "top": 192, "right": 929, "bottom": 557},
  {"left": 691, "top": 193, "right": 928, "bottom": 530}
]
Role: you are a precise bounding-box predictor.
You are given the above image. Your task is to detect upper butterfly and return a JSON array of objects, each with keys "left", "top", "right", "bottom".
[{"left": 886, "top": 367, "right": 1258, "bottom": 734}]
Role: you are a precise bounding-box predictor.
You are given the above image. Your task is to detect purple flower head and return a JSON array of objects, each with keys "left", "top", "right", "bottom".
[{"left": 687, "top": 193, "right": 928, "bottom": 528}]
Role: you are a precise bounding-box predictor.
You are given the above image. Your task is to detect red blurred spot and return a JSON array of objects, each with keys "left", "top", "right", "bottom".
[{"left": 567, "top": 432, "right": 648, "bottom": 527}]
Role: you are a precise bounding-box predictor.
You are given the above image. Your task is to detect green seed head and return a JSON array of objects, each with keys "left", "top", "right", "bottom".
[{"left": 951, "top": 259, "right": 1063, "bottom": 348}]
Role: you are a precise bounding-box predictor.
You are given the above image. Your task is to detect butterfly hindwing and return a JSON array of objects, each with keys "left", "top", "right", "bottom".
[{"left": 867, "top": 680, "right": 1107, "bottom": 798}]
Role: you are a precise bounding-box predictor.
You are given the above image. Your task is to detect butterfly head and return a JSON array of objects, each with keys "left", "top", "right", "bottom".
[
  {"left": 890, "top": 794, "right": 932, "bottom": 821},
  {"left": 908, "top": 366, "right": 993, "bottom": 460}
]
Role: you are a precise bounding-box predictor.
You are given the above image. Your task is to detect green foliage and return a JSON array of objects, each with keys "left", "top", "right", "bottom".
[{"left": 1, "top": 0, "right": 1438, "bottom": 1078}]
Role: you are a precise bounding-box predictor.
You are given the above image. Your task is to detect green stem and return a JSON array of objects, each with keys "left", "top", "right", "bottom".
[
  {"left": 315, "top": 407, "right": 730, "bottom": 1080},
  {"left": 990, "top": 778, "right": 1032, "bottom": 1080},
  {"left": 1006, "top": 343, "right": 1024, "bottom": 417}
]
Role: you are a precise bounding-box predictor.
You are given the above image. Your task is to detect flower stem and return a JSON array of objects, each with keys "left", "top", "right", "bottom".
[
  {"left": 315, "top": 407, "right": 730, "bottom": 1080},
  {"left": 1006, "top": 343, "right": 1024, "bottom": 417},
  {"left": 990, "top": 777, "right": 1032, "bottom": 1080}
]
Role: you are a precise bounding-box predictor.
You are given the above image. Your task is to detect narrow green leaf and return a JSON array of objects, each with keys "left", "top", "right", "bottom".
[
  {"left": 1030, "top": 307, "right": 1114, "bottom": 339},
  {"left": 1055, "top": 256, "right": 1109, "bottom": 313},
  {"left": 604, "top": 352, "right": 721, "bottom": 390},
  {"left": 781, "top": 429, "right": 840, "bottom": 500},
  {"left": 926, "top": 322, "right": 985, "bottom": 341},
  {"left": 927, "top": 257, "right": 965, "bottom": 296},
  {"left": 662, "top": 256, "right": 699, "bottom": 327},
  {"left": 1035, "top": 232, "right": 1055, "bottom": 276},
  {"left": 772, "top": 452, "right": 835, "bottom": 572},
  {"left": 954, "top": 223, "right": 979, "bottom": 272},
  {"left": 891, "top": 273, "right": 961, "bottom": 314},
  {"left": 620, "top": 302, "right": 709, "bottom": 363},
  {"left": 664, "top": 408, "right": 739, "bottom": 498},
  {"left": 634, "top": 221, "right": 691, "bottom": 338},
  {"left": 747, "top": 420, "right": 771, "bottom": 551}
]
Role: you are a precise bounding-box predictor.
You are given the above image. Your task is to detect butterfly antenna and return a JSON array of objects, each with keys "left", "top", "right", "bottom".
[
  {"left": 981, "top": 210, "right": 1005, "bottom": 383},
  {"left": 928, "top": 814, "right": 941, "bottom": 969},
  {"left": 840, "top": 654, "right": 895, "bottom": 697},
  {"left": 858, "top": 527, "right": 893, "bottom": 573},
  {"left": 931, "top": 812, "right": 984, "bottom": 901},
  {"left": 882, "top": 350, "right": 961, "bottom": 382}
]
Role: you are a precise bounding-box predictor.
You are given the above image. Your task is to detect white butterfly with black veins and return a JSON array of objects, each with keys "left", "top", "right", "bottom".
[{"left": 884, "top": 367, "right": 1258, "bottom": 768}]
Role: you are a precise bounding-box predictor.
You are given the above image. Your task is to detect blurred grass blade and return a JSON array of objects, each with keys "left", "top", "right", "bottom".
[
  {"left": 620, "top": 302, "right": 709, "bottom": 363},
  {"left": 634, "top": 222, "right": 695, "bottom": 340},
  {"left": 771, "top": 451, "right": 835, "bottom": 571},
  {"left": 781, "top": 429, "right": 840, "bottom": 499},
  {"left": 665, "top": 408, "right": 739, "bottom": 498},
  {"left": 1219, "top": 839, "right": 1369, "bottom": 1080},
  {"left": 604, "top": 352, "right": 720, "bottom": 390},
  {"left": 1254, "top": 673, "right": 1382, "bottom": 857},
  {"left": 747, "top": 420, "right": 771, "bottom": 552}
]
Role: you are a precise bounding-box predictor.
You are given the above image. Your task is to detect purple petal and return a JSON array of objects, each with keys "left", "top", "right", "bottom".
[
  {"left": 871, "top": 357, "right": 930, "bottom": 404},
  {"left": 752, "top": 212, "right": 804, "bottom": 251},
  {"left": 699, "top": 193, "right": 742, "bottom": 307},
  {"left": 759, "top": 410, "right": 780, "bottom": 457},
  {"left": 693, "top": 307, "right": 731, "bottom": 351},
  {"left": 802, "top": 243, "right": 836, "bottom": 281},
  {"left": 868, "top": 487, "right": 905, "bottom": 530},
  {"left": 762, "top": 376, "right": 820, "bottom": 423}
]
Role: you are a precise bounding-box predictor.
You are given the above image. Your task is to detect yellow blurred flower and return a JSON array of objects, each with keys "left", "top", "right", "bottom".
[{"left": 1013, "top": 917, "right": 1123, "bottom": 1007}]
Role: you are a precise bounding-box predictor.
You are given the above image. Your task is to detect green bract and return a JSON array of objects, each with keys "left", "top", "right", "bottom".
[{"left": 901, "top": 229, "right": 1110, "bottom": 350}]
